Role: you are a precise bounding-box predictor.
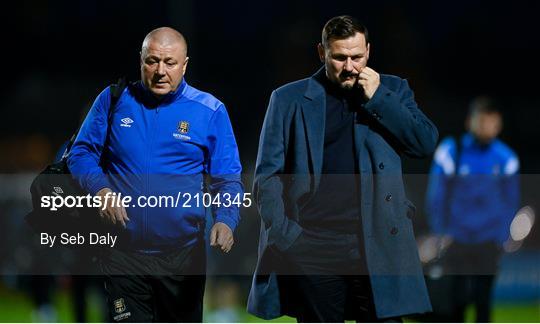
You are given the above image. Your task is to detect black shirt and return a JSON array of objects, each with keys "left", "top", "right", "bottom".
[{"left": 299, "top": 69, "right": 363, "bottom": 235}]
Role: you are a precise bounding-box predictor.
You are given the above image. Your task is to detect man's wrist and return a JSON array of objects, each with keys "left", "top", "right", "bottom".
[
  {"left": 96, "top": 187, "right": 113, "bottom": 197},
  {"left": 214, "top": 216, "right": 237, "bottom": 232}
]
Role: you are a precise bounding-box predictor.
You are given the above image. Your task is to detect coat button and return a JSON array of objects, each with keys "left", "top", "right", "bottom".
[
  {"left": 390, "top": 227, "right": 398, "bottom": 235},
  {"left": 385, "top": 194, "right": 392, "bottom": 201},
  {"left": 379, "top": 162, "right": 385, "bottom": 170}
]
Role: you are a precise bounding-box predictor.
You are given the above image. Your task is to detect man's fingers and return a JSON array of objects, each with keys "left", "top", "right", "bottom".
[
  {"left": 210, "top": 224, "right": 234, "bottom": 252},
  {"left": 102, "top": 206, "right": 131, "bottom": 227},
  {"left": 359, "top": 72, "right": 373, "bottom": 80},
  {"left": 107, "top": 209, "right": 117, "bottom": 225},
  {"left": 121, "top": 206, "right": 130, "bottom": 223},
  {"left": 221, "top": 240, "right": 230, "bottom": 252},
  {"left": 220, "top": 235, "right": 234, "bottom": 253},
  {"left": 112, "top": 208, "right": 125, "bottom": 228},
  {"left": 359, "top": 67, "right": 379, "bottom": 80},
  {"left": 221, "top": 241, "right": 231, "bottom": 253},
  {"left": 210, "top": 227, "right": 217, "bottom": 246},
  {"left": 118, "top": 212, "right": 127, "bottom": 228},
  {"left": 358, "top": 72, "right": 369, "bottom": 79},
  {"left": 217, "top": 230, "right": 227, "bottom": 247},
  {"left": 119, "top": 206, "right": 126, "bottom": 221},
  {"left": 362, "top": 66, "right": 376, "bottom": 75},
  {"left": 110, "top": 207, "right": 125, "bottom": 227},
  {"left": 358, "top": 79, "right": 368, "bottom": 86},
  {"left": 225, "top": 238, "right": 234, "bottom": 252},
  {"left": 216, "top": 229, "right": 231, "bottom": 251}
]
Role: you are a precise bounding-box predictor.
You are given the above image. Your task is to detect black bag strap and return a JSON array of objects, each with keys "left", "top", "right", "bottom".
[{"left": 61, "top": 77, "right": 128, "bottom": 160}]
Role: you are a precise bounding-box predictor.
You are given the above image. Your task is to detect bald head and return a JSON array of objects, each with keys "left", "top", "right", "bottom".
[
  {"left": 140, "top": 27, "right": 189, "bottom": 98},
  {"left": 141, "top": 27, "right": 187, "bottom": 57}
]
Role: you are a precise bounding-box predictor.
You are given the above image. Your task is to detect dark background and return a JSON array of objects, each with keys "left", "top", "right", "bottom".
[
  {"left": 0, "top": 2, "right": 538, "bottom": 321},
  {"left": 0, "top": 0, "right": 537, "bottom": 250},
  {"left": 2, "top": 0, "right": 539, "bottom": 247},
  {"left": 1, "top": 0, "right": 539, "bottom": 174}
]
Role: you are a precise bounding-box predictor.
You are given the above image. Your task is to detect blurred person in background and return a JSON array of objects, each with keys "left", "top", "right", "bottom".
[
  {"left": 425, "top": 96, "right": 520, "bottom": 322},
  {"left": 68, "top": 27, "right": 243, "bottom": 322},
  {"left": 248, "top": 15, "right": 438, "bottom": 322}
]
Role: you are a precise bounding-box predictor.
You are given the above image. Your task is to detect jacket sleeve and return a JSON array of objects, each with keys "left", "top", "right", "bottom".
[
  {"left": 364, "top": 78, "right": 439, "bottom": 158},
  {"left": 253, "top": 90, "right": 302, "bottom": 251},
  {"left": 67, "top": 87, "right": 112, "bottom": 195},
  {"left": 425, "top": 138, "right": 455, "bottom": 235},
  {"left": 498, "top": 151, "right": 520, "bottom": 243},
  {"left": 206, "top": 104, "right": 244, "bottom": 232}
]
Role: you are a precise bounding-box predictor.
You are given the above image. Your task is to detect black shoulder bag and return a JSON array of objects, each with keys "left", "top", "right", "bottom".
[{"left": 25, "top": 78, "right": 128, "bottom": 236}]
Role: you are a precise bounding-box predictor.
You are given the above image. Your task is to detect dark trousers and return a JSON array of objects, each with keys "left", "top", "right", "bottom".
[
  {"left": 446, "top": 242, "right": 500, "bottom": 323},
  {"left": 447, "top": 274, "right": 496, "bottom": 323},
  {"left": 281, "top": 274, "right": 401, "bottom": 323},
  {"left": 426, "top": 241, "right": 501, "bottom": 322},
  {"left": 278, "top": 231, "right": 401, "bottom": 322},
  {"left": 100, "top": 241, "right": 206, "bottom": 322}
]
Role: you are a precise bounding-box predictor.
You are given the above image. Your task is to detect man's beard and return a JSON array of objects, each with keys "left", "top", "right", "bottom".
[
  {"left": 339, "top": 73, "right": 358, "bottom": 90},
  {"left": 340, "top": 82, "right": 355, "bottom": 90}
]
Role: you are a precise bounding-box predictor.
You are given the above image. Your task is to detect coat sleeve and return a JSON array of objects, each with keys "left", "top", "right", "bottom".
[
  {"left": 253, "top": 90, "right": 302, "bottom": 251},
  {"left": 67, "top": 87, "right": 112, "bottom": 195},
  {"left": 364, "top": 78, "right": 438, "bottom": 158},
  {"left": 206, "top": 104, "right": 244, "bottom": 232},
  {"left": 425, "top": 138, "right": 455, "bottom": 235}
]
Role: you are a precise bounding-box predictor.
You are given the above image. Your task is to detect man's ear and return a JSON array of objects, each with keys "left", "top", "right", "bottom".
[
  {"left": 366, "top": 43, "right": 370, "bottom": 61},
  {"left": 182, "top": 57, "right": 189, "bottom": 75},
  {"left": 317, "top": 43, "right": 325, "bottom": 63}
]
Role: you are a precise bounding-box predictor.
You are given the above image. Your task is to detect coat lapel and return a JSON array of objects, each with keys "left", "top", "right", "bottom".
[
  {"left": 301, "top": 75, "right": 326, "bottom": 189},
  {"left": 354, "top": 123, "right": 369, "bottom": 172}
]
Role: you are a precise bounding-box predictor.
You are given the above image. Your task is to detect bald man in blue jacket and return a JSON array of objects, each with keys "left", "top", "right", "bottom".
[{"left": 69, "top": 27, "right": 242, "bottom": 322}]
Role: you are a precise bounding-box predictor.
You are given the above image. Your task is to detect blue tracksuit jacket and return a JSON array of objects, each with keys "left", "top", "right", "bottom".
[
  {"left": 425, "top": 133, "right": 519, "bottom": 244},
  {"left": 68, "top": 79, "right": 243, "bottom": 252}
]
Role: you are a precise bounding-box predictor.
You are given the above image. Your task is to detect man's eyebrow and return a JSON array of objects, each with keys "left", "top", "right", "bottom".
[{"left": 332, "top": 53, "right": 364, "bottom": 58}]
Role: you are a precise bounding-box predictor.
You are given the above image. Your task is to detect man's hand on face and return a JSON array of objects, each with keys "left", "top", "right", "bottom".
[
  {"left": 210, "top": 222, "right": 234, "bottom": 253},
  {"left": 96, "top": 188, "right": 130, "bottom": 228},
  {"left": 357, "top": 66, "right": 380, "bottom": 100}
]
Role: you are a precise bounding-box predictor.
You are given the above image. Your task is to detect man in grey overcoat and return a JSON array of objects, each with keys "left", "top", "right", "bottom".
[{"left": 248, "top": 15, "right": 438, "bottom": 322}]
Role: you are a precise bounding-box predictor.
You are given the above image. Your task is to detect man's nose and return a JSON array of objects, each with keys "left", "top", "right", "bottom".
[
  {"left": 156, "top": 62, "right": 166, "bottom": 76},
  {"left": 344, "top": 57, "right": 354, "bottom": 72}
]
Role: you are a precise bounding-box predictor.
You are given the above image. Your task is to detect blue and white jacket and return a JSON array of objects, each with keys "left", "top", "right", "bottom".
[
  {"left": 425, "top": 133, "right": 519, "bottom": 244},
  {"left": 68, "top": 79, "right": 243, "bottom": 252}
]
